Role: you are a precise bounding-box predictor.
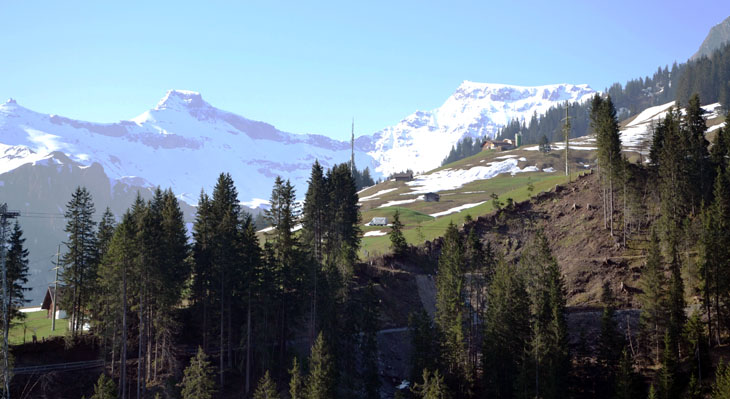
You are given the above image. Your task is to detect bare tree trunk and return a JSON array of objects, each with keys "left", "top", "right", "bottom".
[
  {"left": 121, "top": 260, "right": 128, "bottom": 399},
  {"left": 137, "top": 293, "right": 144, "bottom": 399},
  {"left": 609, "top": 166, "right": 614, "bottom": 237},
  {"left": 220, "top": 275, "right": 225, "bottom": 390},
  {"left": 146, "top": 306, "right": 152, "bottom": 382},
  {"left": 245, "top": 291, "right": 251, "bottom": 395},
  {"left": 153, "top": 337, "right": 159, "bottom": 381},
  {"left": 228, "top": 299, "right": 233, "bottom": 369}
]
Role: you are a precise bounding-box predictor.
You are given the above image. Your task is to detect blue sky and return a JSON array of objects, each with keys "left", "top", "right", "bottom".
[{"left": 1, "top": 1, "right": 728, "bottom": 140}]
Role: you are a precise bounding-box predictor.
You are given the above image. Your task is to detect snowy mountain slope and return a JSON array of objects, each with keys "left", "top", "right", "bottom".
[
  {"left": 360, "top": 81, "right": 597, "bottom": 176},
  {"left": 0, "top": 92, "right": 378, "bottom": 204},
  {"left": 619, "top": 101, "right": 725, "bottom": 154}
]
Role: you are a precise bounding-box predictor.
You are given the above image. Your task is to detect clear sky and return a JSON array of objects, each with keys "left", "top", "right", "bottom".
[{"left": 1, "top": 1, "right": 728, "bottom": 140}]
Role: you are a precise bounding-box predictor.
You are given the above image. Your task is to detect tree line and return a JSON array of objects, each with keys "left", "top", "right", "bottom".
[
  {"left": 40, "top": 159, "right": 382, "bottom": 398},
  {"left": 498, "top": 42, "right": 730, "bottom": 146}
]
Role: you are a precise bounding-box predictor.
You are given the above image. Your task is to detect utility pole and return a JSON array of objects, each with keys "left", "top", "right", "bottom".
[
  {"left": 0, "top": 203, "right": 20, "bottom": 399},
  {"left": 350, "top": 118, "right": 355, "bottom": 176},
  {"left": 562, "top": 103, "right": 572, "bottom": 181},
  {"left": 51, "top": 245, "right": 60, "bottom": 331}
]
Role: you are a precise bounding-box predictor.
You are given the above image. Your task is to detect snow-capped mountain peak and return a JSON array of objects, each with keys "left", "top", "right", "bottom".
[
  {"left": 155, "top": 89, "right": 209, "bottom": 111},
  {"left": 364, "top": 81, "right": 597, "bottom": 176},
  {"left": 0, "top": 89, "right": 377, "bottom": 204}
]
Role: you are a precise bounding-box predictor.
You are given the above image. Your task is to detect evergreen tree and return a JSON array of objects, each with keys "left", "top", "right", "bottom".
[
  {"left": 96, "top": 208, "right": 116, "bottom": 262},
  {"left": 302, "top": 161, "right": 328, "bottom": 262},
  {"left": 61, "top": 186, "right": 98, "bottom": 336},
  {"left": 435, "top": 223, "right": 470, "bottom": 394},
  {"left": 591, "top": 94, "right": 623, "bottom": 236},
  {"left": 666, "top": 244, "right": 685, "bottom": 359},
  {"left": 700, "top": 165, "right": 730, "bottom": 344},
  {"left": 483, "top": 259, "right": 530, "bottom": 399},
  {"left": 323, "top": 163, "right": 361, "bottom": 281},
  {"left": 253, "top": 371, "right": 281, "bottom": 399},
  {"left": 684, "top": 93, "right": 712, "bottom": 207},
  {"left": 638, "top": 230, "right": 667, "bottom": 363},
  {"left": 686, "top": 373, "right": 701, "bottom": 399},
  {"left": 522, "top": 231, "right": 569, "bottom": 399},
  {"left": 613, "top": 349, "right": 639, "bottom": 399},
  {"left": 181, "top": 347, "right": 216, "bottom": 399},
  {"left": 658, "top": 332, "right": 677, "bottom": 399},
  {"left": 412, "top": 369, "right": 451, "bottom": 399},
  {"left": 656, "top": 107, "right": 691, "bottom": 243},
  {"left": 360, "top": 283, "right": 380, "bottom": 399},
  {"left": 408, "top": 310, "right": 440, "bottom": 386},
  {"left": 711, "top": 126, "right": 728, "bottom": 171},
  {"left": 3, "top": 222, "right": 30, "bottom": 322},
  {"left": 683, "top": 312, "right": 709, "bottom": 382},
  {"left": 307, "top": 332, "right": 335, "bottom": 399},
  {"left": 389, "top": 209, "right": 408, "bottom": 256},
  {"left": 89, "top": 373, "right": 117, "bottom": 399},
  {"left": 714, "top": 361, "right": 730, "bottom": 399},
  {"left": 289, "top": 357, "right": 305, "bottom": 399},
  {"left": 599, "top": 283, "right": 625, "bottom": 372}
]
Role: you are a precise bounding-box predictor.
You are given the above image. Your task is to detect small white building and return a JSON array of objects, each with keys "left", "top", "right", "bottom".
[{"left": 368, "top": 217, "right": 388, "bottom": 226}]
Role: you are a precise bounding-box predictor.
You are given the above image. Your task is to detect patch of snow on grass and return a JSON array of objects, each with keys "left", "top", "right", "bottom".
[
  {"left": 543, "top": 167, "right": 555, "bottom": 172},
  {"left": 378, "top": 197, "right": 421, "bottom": 208},
  {"left": 625, "top": 102, "right": 675, "bottom": 128},
  {"left": 429, "top": 201, "right": 487, "bottom": 218},
  {"left": 364, "top": 230, "right": 387, "bottom": 237},
  {"left": 359, "top": 188, "right": 397, "bottom": 201},
  {"left": 518, "top": 157, "right": 527, "bottom": 161},
  {"left": 708, "top": 122, "right": 726, "bottom": 133},
  {"left": 406, "top": 159, "right": 534, "bottom": 194},
  {"left": 495, "top": 155, "right": 518, "bottom": 159}
]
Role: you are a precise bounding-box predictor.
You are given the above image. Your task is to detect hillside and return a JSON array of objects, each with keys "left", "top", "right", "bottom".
[{"left": 359, "top": 98, "right": 727, "bottom": 259}]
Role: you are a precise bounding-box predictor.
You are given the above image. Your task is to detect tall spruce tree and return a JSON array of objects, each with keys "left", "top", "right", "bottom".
[
  {"left": 613, "top": 348, "right": 639, "bottom": 399},
  {"left": 684, "top": 93, "right": 711, "bottom": 209},
  {"left": 4, "top": 222, "right": 30, "bottom": 322},
  {"left": 181, "top": 347, "right": 216, "bottom": 399},
  {"left": 598, "top": 283, "right": 625, "bottom": 373},
  {"left": 306, "top": 332, "right": 335, "bottom": 399},
  {"left": 666, "top": 244, "right": 685, "bottom": 360},
  {"left": 521, "top": 231, "right": 569, "bottom": 399},
  {"left": 408, "top": 310, "right": 440, "bottom": 386},
  {"left": 591, "top": 95, "right": 623, "bottom": 236},
  {"left": 289, "top": 357, "right": 305, "bottom": 399},
  {"left": 699, "top": 165, "right": 730, "bottom": 344},
  {"left": 360, "top": 283, "right": 380, "bottom": 399},
  {"left": 61, "top": 186, "right": 98, "bottom": 336},
  {"left": 658, "top": 331, "right": 678, "bottom": 399},
  {"left": 483, "top": 259, "right": 530, "bottom": 399},
  {"left": 435, "top": 223, "right": 470, "bottom": 394},
  {"left": 638, "top": 230, "right": 668, "bottom": 363}
]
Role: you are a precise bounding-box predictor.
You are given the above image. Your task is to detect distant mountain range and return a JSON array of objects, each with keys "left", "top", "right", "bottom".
[
  {"left": 1, "top": 83, "right": 597, "bottom": 205},
  {"left": 362, "top": 81, "right": 596, "bottom": 176}
]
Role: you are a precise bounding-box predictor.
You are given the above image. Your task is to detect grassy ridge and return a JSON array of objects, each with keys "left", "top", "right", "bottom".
[{"left": 360, "top": 171, "right": 582, "bottom": 256}]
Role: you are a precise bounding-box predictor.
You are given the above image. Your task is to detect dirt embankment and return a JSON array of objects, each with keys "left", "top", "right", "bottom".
[{"left": 420, "top": 170, "right": 649, "bottom": 309}]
